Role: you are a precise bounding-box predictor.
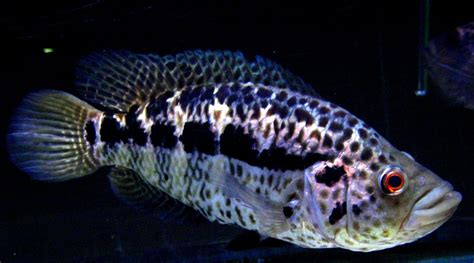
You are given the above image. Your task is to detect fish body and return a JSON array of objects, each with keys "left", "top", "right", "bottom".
[
  {"left": 8, "top": 50, "right": 462, "bottom": 252},
  {"left": 425, "top": 22, "right": 474, "bottom": 110}
]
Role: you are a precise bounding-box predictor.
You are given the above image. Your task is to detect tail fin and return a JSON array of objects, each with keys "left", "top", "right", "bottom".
[{"left": 7, "top": 90, "right": 103, "bottom": 181}]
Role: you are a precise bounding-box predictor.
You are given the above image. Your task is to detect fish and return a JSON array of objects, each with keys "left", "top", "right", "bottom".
[
  {"left": 424, "top": 21, "right": 474, "bottom": 110},
  {"left": 7, "top": 50, "right": 462, "bottom": 252}
]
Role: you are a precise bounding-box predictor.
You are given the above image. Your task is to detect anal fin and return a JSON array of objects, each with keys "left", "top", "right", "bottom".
[{"left": 107, "top": 166, "right": 204, "bottom": 224}]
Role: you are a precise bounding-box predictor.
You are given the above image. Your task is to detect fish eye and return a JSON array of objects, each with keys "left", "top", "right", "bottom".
[{"left": 379, "top": 166, "right": 407, "bottom": 195}]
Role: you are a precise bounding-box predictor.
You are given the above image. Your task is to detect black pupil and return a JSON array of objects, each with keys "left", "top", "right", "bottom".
[
  {"left": 283, "top": 206, "right": 293, "bottom": 218},
  {"left": 388, "top": 175, "right": 402, "bottom": 188}
]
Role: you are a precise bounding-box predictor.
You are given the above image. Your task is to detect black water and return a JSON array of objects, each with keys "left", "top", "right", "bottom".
[{"left": 1, "top": 1, "right": 473, "bottom": 262}]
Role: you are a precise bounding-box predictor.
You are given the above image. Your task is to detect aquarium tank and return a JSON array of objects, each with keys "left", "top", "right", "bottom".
[{"left": 0, "top": 1, "right": 473, "bottom": 262}]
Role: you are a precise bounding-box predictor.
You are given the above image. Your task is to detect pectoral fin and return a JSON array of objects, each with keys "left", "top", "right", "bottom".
[{"left": 208, "top": 159, "right": 291, "bottom": 235}]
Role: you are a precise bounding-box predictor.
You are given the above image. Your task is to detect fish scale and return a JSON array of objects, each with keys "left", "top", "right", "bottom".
[
  {"left": 7, "top": 50, "right": 462, "bottom": 252},
  {"left": 143, "top": 82, "right": 365, "bottom": 159},
  {"left": 91, "top": 79, "right": 399, "bottom": 245}
]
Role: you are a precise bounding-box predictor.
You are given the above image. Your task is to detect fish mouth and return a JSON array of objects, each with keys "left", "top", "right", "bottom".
[{"left": 403, "top": 182, "right": 462, "bottom": 230}]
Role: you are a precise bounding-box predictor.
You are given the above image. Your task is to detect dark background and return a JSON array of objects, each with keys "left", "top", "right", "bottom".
[{"left": 0, "top": 1, "right": 473, "bottom": 262}]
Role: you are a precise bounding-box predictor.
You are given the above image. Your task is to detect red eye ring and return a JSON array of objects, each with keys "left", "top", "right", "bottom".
[{"left": 379, "top": 167, "right": 407, "bottom": 195}]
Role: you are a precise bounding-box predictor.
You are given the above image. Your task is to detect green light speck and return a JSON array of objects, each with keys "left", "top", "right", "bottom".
[{"left": 43, "top": 48, "right": 54, "bottom": 54}]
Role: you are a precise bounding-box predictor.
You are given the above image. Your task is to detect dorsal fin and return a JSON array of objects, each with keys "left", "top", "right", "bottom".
[
  {"left": 75, "top": 50, "right": 319, "bottom": 112},
  {"left": 107, "top": 166, "right": 205, "bottom": 224}
]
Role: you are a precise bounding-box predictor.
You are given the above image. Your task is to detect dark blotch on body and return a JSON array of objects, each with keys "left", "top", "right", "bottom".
[
  {"left": 352, "top": 204, "right": 362, "bottom": 216},
  {"left": 366, "top": 186, "right": 374, "bottom": 194},
  {"left": 348, "top": 118, "right": 358, "bottom": 127},
  {"left": 180, "top": 122, "right": 217, "bottom": 155},
  {"left": 316, "top": 166, "right": 345, "bottom": 187},
  {"left": 319, "top": 106, "right": 330, "bottom": 114},
  {"left": 241, "top": 85, "right": 253, "bottom": 94},
  {"left": 294, "top": 108, "right": 314, "bottom": 125},
  {"left": 234, "top": 104, "right": 245, "bottom": 121},
  {"left": 268, "top": 174, "right": 274, "bottom": 186},
  {"left": 370, "top": 163, "right": 380, "bottom": 172},
  {"left": 285, "top": 122, "right": 296, "bottom": 140},
  {"left": 277, "top": 91, "right": 288, "bottom": 101},
  {"left": 221, "top": 125, "right": 329, "bottom": 171},
  {"left": 329, "top": 122, "right": 344, "bottom": 132},
  {"left": 369, "top": 138, "right": 378, "bottom": 146},
  {"left": 329, "top": 202, "right": 347, "bottom": 225},
  {"left": 227, "top": 94, "right": 238, "bottom": 105},
  {"left": 350, "top": 142, "right": 360, "bottom": 152},
  {"left": 360, "top": 148, "right": 373, "bottom": 161},
  {"left": 322, "top": 134, "right": 333, "bottom": 148},
  {"left": 342, "top": 156, "right": 352, "bottom": 165},
  {"left": 99, "top": 114, "right": 131, "bottom": 146},
  {"left": 215, "top": 85, "right": 230, "bottom": 104},
  {"left": 251, "top": 104, "right": 261, "bottom": 119},
  {"left": 151, "top": 123, "right": 178, "bottom": 149},
  {"left": 334, "top": 111, "right": 347, "bottom": 118},
  {"left": 370, "top": 195, "right": 377, "bottom": 203},
  {"left": 341, "top": 129, "right": 353, "bottom": 141},
  {"left": 334, "top": 139, "right": 344, "bottom": 151},
  {"left": 378, "top": 155, "right": 388, "bottom": 164},
  {"left": 101, "top": 107, "right": 148, "bottom": 146},
  {"left": 358, "top": 128, "right": 368, "bottom": 139},
  {"left": 125, "top": 105, "right": 147, "bottom": 146},
  {"left": 318, "top": 117, "right": 329, "bottom": 127},
  {"left": 236, "top": 207, "right": 245, "bottom": 226},
  {"left": 287, "top": 97, "right": 297, "bottom": 107},
  {"left": 249, "top": 214, "right": 256, "bottom": 224},
  {"left": 283, "top": 206, "right": 294, "bottom": 218},
  {"left": 257, "top": 88, "right": 272, "bottom": 98},
  {"left": 85, "top": 121, "right": 96, "bottom": 145},
  {"left": 200, "top": 88, "right": 214, "bottom": 102},
  {"left": 244, "top": 94, "right": 254, "bottom": 104},
  {"left": 268, "top": 102, "right": 285, "bottom": 117},
  {"left": 309, "top": 100, "right": 319, "bottom": 109}
]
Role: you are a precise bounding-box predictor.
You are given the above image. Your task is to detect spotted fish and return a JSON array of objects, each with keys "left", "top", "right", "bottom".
[{"left": 7, "top": 50, "right": 462, "bottom": 252}]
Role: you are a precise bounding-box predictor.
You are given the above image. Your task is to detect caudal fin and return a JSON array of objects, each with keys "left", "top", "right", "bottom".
[{"left": 7, "top": 90, "right": 103, "bottom": 181}]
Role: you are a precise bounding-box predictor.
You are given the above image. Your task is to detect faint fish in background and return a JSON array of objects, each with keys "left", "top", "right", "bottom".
[
  {"left": 424, "top": 21, "right": 474, "bottom": 110},
  {"left": 7, "top": 50, "right": 462, "bottom": 252}
]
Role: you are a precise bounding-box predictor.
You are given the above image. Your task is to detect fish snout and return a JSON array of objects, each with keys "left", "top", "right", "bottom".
[{"left": 403, "top": 182, "right": 462, "bottom": 230}]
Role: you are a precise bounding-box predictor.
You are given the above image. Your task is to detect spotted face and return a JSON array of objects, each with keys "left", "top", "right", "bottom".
[{"left": 301, "top": 136, "right": 462, "bottom": 251}]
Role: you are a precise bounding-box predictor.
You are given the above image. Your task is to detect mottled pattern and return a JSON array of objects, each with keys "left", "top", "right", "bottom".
[
  {"left": 76, "top": 50, "right": 319, "bottom": 112},
  {"left": 9, "top": 50, "right": 460, "bottom": 253},
  {"left": 90, "top": 78, "right": 414, "bottom": 250}
]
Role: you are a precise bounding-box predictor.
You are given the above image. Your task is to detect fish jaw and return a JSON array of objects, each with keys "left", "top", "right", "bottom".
[{"left": 403, "top": 181, "right": 462, "bottom": 232}]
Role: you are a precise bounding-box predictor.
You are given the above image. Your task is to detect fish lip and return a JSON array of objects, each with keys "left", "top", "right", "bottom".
[{"left": 402, "top": 182, "right": 462, "bottom": 230}]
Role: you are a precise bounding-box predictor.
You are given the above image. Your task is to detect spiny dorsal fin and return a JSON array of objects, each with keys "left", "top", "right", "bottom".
[
  {"left": 107, "top": 166, "right": 205, "bottom": 224},
  {"left": 75, "top": 50, "right": 319, "bottom": 112}
]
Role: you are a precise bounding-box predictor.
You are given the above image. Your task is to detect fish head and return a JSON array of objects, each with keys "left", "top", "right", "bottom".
[
  {"left": 425, "top": 22, "right": 474, "bottom": 65},
  {"left": 341, "top": 145, "right": 462, "bottom": 251}
]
